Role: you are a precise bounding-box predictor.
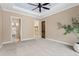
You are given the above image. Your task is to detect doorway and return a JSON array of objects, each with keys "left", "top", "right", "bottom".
[
  {"left": 11, "top": 16, "right": 22, "bottom": 43},
  {"left": 41, "top": 21, "right": 45, "bottom": 39}
]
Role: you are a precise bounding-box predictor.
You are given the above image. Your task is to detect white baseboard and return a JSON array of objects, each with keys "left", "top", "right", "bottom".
[
  {"left": 2, "top": 38, "right": 34, "bottom": 45},
  {"left": 2, "top": 41, "right": 14, "bottom": 45},
  {"left": 21, "top": 38, "right": 35, "bottom": 41},
  {"left": 46, "top": 38, "right": 73, "bottom": 46},
  {"left": 1, "top": 38, "right": 72, "bottom": 47}
]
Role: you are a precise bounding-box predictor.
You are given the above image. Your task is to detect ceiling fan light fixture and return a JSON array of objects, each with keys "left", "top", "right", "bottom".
[{"left": 28, "top": 3, "right": 50, "bottom": 13}]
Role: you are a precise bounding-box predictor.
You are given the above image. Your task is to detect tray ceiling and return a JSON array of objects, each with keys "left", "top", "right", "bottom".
[{"left": 0, "top": 3, "right": 79, "bottom": 19}]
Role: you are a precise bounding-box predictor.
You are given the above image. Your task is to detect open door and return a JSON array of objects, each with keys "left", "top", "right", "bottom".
[
  {"left": 11, "top": 17, "right": 22, "bottom": 43},
  {"left": 41, "top": 21, "right": 45, "bottom": 39}
]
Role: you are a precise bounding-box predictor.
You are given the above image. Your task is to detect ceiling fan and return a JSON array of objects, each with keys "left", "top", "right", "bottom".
[{"left": 28, "top": 3, "right": 50, "bottom": 13}]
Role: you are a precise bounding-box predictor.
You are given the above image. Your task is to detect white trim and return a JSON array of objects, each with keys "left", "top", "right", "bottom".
[
  {"left": 13, "top": 6, "right": 40, "bottom": 16},
  {"left": 2, "top": 8, "right": 40, "bottom": 19},
  {"left": 39, "top": 4, "right": 79, "bottom": 19},
  {"left": 2, "top": 38, "right": 34, "bottom": 45},
  {"left": 21, "top": 38, "right": 35, "bottom": 41},
  {"left": 2, "top": 38, "right": 73, "bottom": 46},
  {"left": 46, "top": 38, "right": 73, "bottom": 46},
  {"left": 2, "top": 41, "right": 14, "bottom": 45},
  {"left": 20, "top": 17, "right": 23, "bottom": 42}
]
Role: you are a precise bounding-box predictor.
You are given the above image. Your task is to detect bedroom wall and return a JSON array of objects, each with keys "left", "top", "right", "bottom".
[
  {"left": 2, "top": 11, "right": 38, "bottom": 42},
  {"left": 0, "top": 7, "right": 2, "bottom": 45},
  {"left": 41, "top": 5, "right": 79, "bottom": 45}
]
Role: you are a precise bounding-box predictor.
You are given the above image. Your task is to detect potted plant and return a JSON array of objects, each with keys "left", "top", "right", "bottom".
[{"left": 57, "top": 17, "right": 79, "bottom": 52}]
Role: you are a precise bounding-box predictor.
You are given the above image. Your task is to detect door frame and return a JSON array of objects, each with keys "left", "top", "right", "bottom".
[{"left": 10, "top": 16, "right": 22, "bottom": 42}]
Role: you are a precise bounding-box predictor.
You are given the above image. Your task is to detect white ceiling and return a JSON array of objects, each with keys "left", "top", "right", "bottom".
[
  {"left": 0, "top": 3, "right": 79, "bottom": 19},
  {"left": 14, "top": 3, "right": 57, "bottom": 13}
]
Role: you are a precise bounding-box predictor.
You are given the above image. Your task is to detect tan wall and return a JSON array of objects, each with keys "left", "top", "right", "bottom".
[
  {"left": 41, "top": 5, "right": 79, "bottom": 45},
  {"left": 33, "top": 20, "right": 41, "bottom": 39},
  {"left": 22, "top": 16, "right": 34, "bottom": 39},
  {"left": 2, "top": 11, "right": 35, "bottom": 42},
  {"left": 0, "top": 10, "right": 2, "bottom": 44}
]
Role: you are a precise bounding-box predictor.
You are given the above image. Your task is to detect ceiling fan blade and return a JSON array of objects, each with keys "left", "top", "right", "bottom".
[
  {"left": 42, "top": 3, "right": 49, "bottom": 6},
  {"left": 42, "top": 7, "right": 50, "bottom": 10},
  {"left": 32, "top": 7, "right": 38, "bottom": 10},
  {"left": 28, "top": 3, "right": 38, "bottom": 6}
]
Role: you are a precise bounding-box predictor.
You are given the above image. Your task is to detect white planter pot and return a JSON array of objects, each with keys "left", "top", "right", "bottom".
[{"left": 73, "top": 42, "right": 79, "bottom": 52}]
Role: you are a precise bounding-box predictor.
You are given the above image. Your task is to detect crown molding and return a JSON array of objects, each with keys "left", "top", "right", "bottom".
[
  {"left": 2, "top": 8, "right": 40, "bottom": 19},
  {"left": 39, "top": 4, "right": 79, "bottom": 19},
  {"left": 1, "top": 3, "right": 79, "bottom": 20},
  {"left": 13, "top": 6, "right": 41, "bottom": 16}
]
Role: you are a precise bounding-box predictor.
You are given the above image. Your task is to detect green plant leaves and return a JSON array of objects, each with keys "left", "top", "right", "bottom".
[
  {"left": 58, "top": 17, "right": 79, "bottom": 35},
  {"left": 62, "top": 25, "right": 73, "bottom": 35}
]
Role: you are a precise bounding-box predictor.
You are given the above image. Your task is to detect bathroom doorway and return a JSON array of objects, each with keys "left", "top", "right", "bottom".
[{"left": 11, "top": 16, "right": 22, "bottom": 43}]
